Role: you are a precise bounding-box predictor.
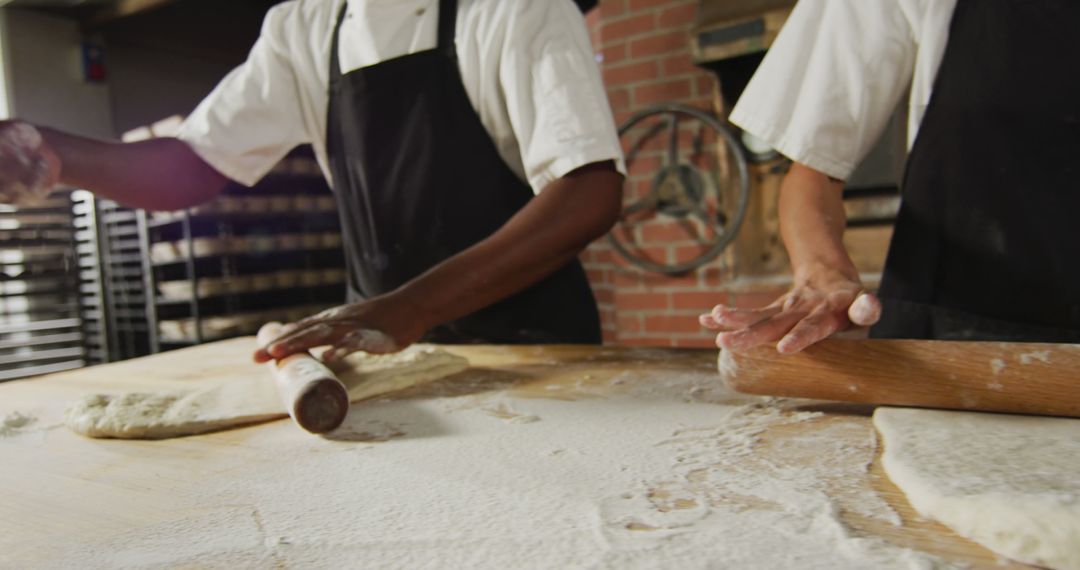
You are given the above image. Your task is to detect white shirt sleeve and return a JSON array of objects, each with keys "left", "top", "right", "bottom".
[
  {"left": 176, "top": 2, "right": 311, "bottom": 187},
  {"left": 498, "top": 0, "right": 626, "bottom": 193},
  {"left": 729, "top": 0, "right": 918, "bottom": 180}
]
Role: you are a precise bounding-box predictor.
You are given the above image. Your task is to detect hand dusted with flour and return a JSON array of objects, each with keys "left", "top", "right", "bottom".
[{"left": 0, "top": 121, "right": 61, "bottom": 206}]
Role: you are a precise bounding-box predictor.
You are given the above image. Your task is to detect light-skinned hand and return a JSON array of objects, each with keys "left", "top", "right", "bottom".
[{"left": 699, "top": 266, "right": 882, "bottom": 354}]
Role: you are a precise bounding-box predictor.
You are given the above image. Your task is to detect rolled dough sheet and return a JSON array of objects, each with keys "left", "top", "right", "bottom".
[
  {"left": 873, "top": 407, "right": 1080, "bottom": 570},
  {"left": 65, "top": 345, "right": 469, "bottom": 440}
]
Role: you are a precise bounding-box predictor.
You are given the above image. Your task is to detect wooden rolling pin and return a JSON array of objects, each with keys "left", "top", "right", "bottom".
[
  {"left": 719, "top": 339, "right": 1080, "bottom": 417},
  {"left": 257, "top": 322, "right": 349, "bottom": 433}
]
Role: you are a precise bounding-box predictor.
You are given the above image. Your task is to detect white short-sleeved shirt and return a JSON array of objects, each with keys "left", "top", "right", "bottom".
[
  {"left": 177, "top": 0, "right": 625, "bottom": 193},
  {"left": 729, "top": 0, "right": 958, "bottom": 180}
]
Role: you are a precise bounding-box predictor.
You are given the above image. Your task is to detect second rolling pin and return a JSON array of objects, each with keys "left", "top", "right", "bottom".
[{"left": 719, "top": 338, "right": 1080, "bottom": 418}]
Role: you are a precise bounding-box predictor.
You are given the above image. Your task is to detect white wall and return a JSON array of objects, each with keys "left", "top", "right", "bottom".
[{"left": 0, "top": 8, "right": 114, "bottom": 138}]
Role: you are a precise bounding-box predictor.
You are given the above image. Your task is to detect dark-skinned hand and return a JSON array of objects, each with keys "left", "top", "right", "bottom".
[
  {"left": 0, "top": 120, "right": 61, "bottom": 205},
  {"left": 253, "top": 293, "right": 427, "bottom": 364}
]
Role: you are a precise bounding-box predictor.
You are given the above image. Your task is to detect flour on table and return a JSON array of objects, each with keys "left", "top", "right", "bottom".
[
  {"left": 875, "top": 407, "right": 1080, "bottom": 570},
  {"left": 29, "top": 363, "right": 958, "bottom": 569},
  {"left": 479, "top": 401, "right": 542, "bottom": 423},
  {"left": 0, "top": 411, "right": 36, "bottom": 437},
  {"left": 64, "top": 345, "right": 469, "bottom": 439},
  {"left": 596, "top": 402, "right": 932, "bottom": 569},
  {"left": 330, "top": 345, "right": 470, "bottom": 401}
]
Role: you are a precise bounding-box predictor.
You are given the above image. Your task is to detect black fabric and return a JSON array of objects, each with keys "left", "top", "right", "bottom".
[
  {"left": 872, "top": 0, "right": 1080, "bottom": 342},
  {"left": 324, "top": 0, "right": 601, "bottom": 344}
]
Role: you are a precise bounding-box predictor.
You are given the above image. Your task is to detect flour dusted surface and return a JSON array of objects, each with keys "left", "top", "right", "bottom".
[
  {"left": 23, "top": 366, "right": 952, "bottom": 569},
  {"left": 0, "top": 411, "right": 36, "bottom": 437}
]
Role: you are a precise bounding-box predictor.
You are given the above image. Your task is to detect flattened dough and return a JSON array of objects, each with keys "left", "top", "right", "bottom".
[
  {"left": 66, "top": 345, "right": 469, "bottom": 439},
  {"left": 874, "top": 407, "right": 1080, "bottom": 569}
]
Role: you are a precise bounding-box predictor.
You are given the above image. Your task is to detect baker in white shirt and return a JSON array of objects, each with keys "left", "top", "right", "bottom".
[
  {"left": 0, "top": 0, "right": 626, "bottom": 360},
  {"left": 701, "top": 0, "right": 1080, "bottom": 352}
]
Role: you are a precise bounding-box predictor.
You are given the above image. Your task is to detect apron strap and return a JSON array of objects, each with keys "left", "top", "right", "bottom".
[
  {"left": 437, "top": 0, "right": 458, "bottom": 58},
  {"left": 329, "top": 1, "right": 349, "bottom": 87}
]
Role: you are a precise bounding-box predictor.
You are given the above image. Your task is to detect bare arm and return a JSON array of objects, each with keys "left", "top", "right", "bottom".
[
  {"left": 781, "top": 162, "right": 860, "bottom": 286},
  {"left": 395, "top": 162, "right": 622, "bottom": 332},
  {"left": 256, "top": 161, "right": 624, "bottom": 362},
  {"left": 40, "top": 127, "right": 228, "bottom": 211},
  {"left": 0, "top": 120, "right": 227, "bottom": 210},
  {"left": 700, "top": 162, "right": 881, "bottom": 353}
]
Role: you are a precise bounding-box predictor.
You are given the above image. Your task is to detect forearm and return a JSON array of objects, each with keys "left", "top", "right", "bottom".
[
  {"left": 393, "top": 162, "right": 623, "bottom": 330},
  {"left": 702, "top": 162, "right": 879, "bottom": 353},
  {"left": 256, "top": 162, "right": 625, "bottom": 361},
  {"left": 40, "top": 128, "right": 227, "bottom": 211},
  {"left": 778, "top": 162, "right": 858, "bottom": 283}
]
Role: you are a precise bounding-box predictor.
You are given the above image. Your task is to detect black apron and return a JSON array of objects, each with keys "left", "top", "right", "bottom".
[
  {"left": 324, "top": 0, "right": 601, "bottom": 344},
  {"left": 872, "top": 0, "right": 1080, "bottom": 342}
]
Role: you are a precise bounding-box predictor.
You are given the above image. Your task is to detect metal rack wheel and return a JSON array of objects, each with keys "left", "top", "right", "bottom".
[{"left": 609, "top": 103, "right": 751, "bottom": 275}]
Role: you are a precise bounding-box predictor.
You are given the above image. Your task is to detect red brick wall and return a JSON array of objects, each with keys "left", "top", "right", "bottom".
[
  {"left": 596, "top": 0, "right": 714, "bottom": 125},
  {"left": 582, "top": 0, "right": 763, "bottom": 348}
]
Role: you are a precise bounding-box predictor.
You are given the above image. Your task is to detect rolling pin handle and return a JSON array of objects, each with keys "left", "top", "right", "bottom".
[{"left": 258, "top": 322, "right": 350, "bottom": 434}]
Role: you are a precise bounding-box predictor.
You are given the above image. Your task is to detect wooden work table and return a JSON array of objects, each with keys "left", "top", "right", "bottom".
[{"left": 0, "top": 339, "right": 1029, "bottom": 569}]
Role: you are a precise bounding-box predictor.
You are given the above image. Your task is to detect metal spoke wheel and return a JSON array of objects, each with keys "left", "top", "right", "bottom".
[{"left": 609, "top": 103, "right": 750, "bottom": 275}]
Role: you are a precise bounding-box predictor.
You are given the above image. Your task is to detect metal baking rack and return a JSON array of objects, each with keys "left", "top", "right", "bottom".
[
  {"left": 140, "top": 150, "right": 346, "bottom": 353},
  {"left": 73, "top": 191, "right": 155, "bottom": 364},
  {"left": 0, "top": 192, "right": 87, "bottom": 381}
]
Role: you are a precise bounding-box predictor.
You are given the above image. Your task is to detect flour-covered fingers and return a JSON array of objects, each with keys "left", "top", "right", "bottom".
[
  {"left": 715, "top": 310, "right": 806, "bottom": 351},
  {"left": 265, "top": 322, "right": 350, "bottom": 359},
  {"left": 708, "top": 303, "right": 784, "bottom": 329},
  {"left": 0, "top": 169, "right": 34, "bottom": 205},
  {"left": 28, "top": 147, "right": 61, "bottom": 199},
  {"left": 266, "top": 307, "right": 356, "bottom": 355},
  {"left": 699, "top": 312, "right": 722, "bottom": 329},
  {"left": 775, "top": 309, "right": 847, "bottom": 354},
  {"left": 321, "top": 328, "right": 400, "bottom": 364},
  {"left": 847, "top": 292, "right": 882, "bottom": 327},
  {"left": 700, "top": 306, "right": 763, "bottom": 330},
  {"left": 253, "top": 322, "right": 289, "bottom": 363},
  {"left": 253, "top": 321, "right": 307, "bottom": 361},
  {"left": 286, "top": 307, "right": 349, "bottom": 333},
  {"left": 256, "top": 322, "right": 285, "bottom": 344},
  {"left": 0, "top": 122, "right": 58, "bottom": 205}
]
